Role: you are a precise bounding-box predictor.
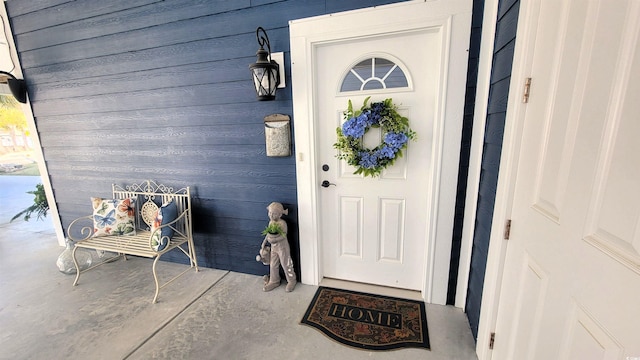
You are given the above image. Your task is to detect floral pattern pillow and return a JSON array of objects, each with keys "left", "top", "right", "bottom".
[
  {"left": 150, "top": 200, "right": 177, "bottom": 251},
  {"left": 91, "top": 197, "right": 136, "bottom": 237}
]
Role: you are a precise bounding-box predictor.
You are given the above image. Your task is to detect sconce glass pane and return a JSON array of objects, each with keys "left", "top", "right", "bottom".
[{"left": 252, "top": 67, "right": 278, "bottom": 98}]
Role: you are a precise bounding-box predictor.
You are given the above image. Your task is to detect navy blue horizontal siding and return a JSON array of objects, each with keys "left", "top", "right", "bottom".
[
  {"left": 9, "top": 0, "right": 160, "bottom": 33},
  {"left": 465, "top": 0, "right": 520, "bottom": 341},
  {"left": 13, "top": 1, "right": 248, "bottom": 52},
  {"left": 6, "top": 0, "right": 407, "bottom": 278}
]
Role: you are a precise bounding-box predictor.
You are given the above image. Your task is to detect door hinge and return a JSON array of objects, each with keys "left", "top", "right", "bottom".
[
  {"left": 522, "top": 77, "right": 532, "bottom": 103},
  {"left": 489, "top": 332, "right": 496, "bottom": 349},
  {"left": 504, "top": 219, "right": 512, "bottom": 240}
]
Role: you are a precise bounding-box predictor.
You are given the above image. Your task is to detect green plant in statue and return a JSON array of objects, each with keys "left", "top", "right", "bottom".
[
  {"left": 11, "top": 183, "right": 49, "bottom": 222},
  {"left": 261, "top": 222, "right": 286, "bottom": 237}
]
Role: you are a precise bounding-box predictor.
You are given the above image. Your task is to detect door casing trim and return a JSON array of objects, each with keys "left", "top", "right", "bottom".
[{"left": 289, "top": 0, "right": 472, "bottom": 304}]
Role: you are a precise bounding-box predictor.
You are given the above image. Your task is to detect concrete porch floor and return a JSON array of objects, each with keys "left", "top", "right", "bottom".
[{"left": 0, "top": 176, "right": 478, "bottom": 360}]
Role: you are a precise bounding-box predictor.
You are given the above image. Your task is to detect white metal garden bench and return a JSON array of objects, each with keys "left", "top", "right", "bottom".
[{"left": 67, "top": 179, "right": 199, "bottom": 303}]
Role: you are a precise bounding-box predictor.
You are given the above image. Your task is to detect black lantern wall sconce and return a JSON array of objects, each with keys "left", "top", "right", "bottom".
[
  {"left": 249, "top": 27, "right": 285, "bottom": 101},
  {"left": 0, "top": 71, "right": 27, "bottom": 103}
]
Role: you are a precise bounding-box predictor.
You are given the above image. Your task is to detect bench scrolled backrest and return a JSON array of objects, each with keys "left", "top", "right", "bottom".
[{"left": 112, "top": 180, "right": 191, "bottom": 237}]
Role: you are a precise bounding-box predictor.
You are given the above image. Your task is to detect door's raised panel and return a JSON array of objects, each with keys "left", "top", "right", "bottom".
[
  {"left": 560, "top": 303, "right": 623, "bottom": 360},
  {"left": 583, "top": 1, "right": 640, "bottom": 274},
  {"left": 592, "top": 48, "right": 640, "bottom": 251},
  {"left": 380, "top": 146, "right": 408, "bottom": 179},
  {"left": 378, "top": 198, "right": 406, "bottom": 263},
  {"left": 506, "top": 255, "right": 548, "bottom": 360},
  {"left": 532, "top": 0, "right": 589, "bottom": 223},
  {"left": 339, "top": 196, "right": 364, "bottom": 258}
]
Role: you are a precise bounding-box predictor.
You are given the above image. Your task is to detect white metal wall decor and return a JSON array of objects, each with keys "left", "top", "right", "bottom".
[{"left": 264, "top": 113, "right": 291, "bottom": 157}]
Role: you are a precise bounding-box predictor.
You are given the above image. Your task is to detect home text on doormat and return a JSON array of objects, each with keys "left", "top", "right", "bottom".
[{"left": 300, "top": 287, "right": 430, "bottom": 351}]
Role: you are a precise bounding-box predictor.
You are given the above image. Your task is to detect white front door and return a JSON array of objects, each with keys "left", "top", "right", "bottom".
[
  {"left": 290, "top": 1, "right": 472, "bottom": 302},
  {"left": 315, "top": 33, "right": 437, "bottom": 291},
  {"left": 491, "top": 0, "right": 640, "bottom": 357}
]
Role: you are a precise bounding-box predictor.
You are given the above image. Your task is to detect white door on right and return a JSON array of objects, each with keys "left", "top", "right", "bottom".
[{"left": 493, "top": 0, "right": 640, "bottom": 359}]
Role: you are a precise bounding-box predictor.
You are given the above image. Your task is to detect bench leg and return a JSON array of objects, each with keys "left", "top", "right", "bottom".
[
  {"left": 72, "top": 246, "right": 81, "bottom": 286},
  {"left": 187, "top": 239, "right": 199, "bottom": 271},
  {"left": 152, "top": 256, "right": 161, "bottom": 304}
]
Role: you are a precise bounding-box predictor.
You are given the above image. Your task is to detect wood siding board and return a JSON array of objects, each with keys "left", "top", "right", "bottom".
[
  {"left": 7, "top": 0, "right": 162, "bottom": 35},
  {"left": 39, "top": 124, "right": 267, "bottom": 147},
  {"left": 31, "top": 83, "right": 266, "bottom": 116},
  {"left": 30, "top": 59, "right": 257, "bottom": 101},
  {"left": 207, "top": 217, "right": 266, "bottom": 236},
  {"left": 47, "top": 181, "right": 286, "bottom": 205},
  {"left": 250, "top": 0, "right": 288, "bottom": 6},
  {"left": 4, "top": 0, "right": 75, "bottom": 18},
  {"left": 487, "top": 77, "right": 511, "bottom": 112},
  {"left": 13, "top": 0, "right": 252, "bottom": 52},
  {"left": 493, "top": 1, "right": 520, "bottom": 52},
  {"left": 42, "top": 145, "right": 274, "bottom": 165},
  {"left": 490, "top": 39, "right": 516, "bottom": 83},
  {"left": 199, "top": 184, "right": 297, "bottom": 203},
  {"left": 46, "top": 165, "right": 297, "bottom": 188},
  {"left": 474, "top": 194, "right": 497, "bottom": 230},
  {"left": 193, "top": 236, "right": 271, "bottom": 275},
  {"left": 480, "top": 144, "right": 503, "bottom": 171},
  {"left": 472, "top": 208, "right": 493, "bottom": 242},
  {"left": 484, "top": 113, "right": 507, "bottom": 145},
  {"left": 33, "top": 102, "right": 292, "bottom": 131},
  {"left": 198, "top": 199, "right": 287, "bottom": 221},
  {"left": 497, "top": 0, "right": 519, "bottom": 20}
]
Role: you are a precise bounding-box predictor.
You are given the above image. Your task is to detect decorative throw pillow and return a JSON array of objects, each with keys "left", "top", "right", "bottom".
[
  {"left": 150, "top": 200, "right": 178, "bottom": 251},
  {"left": 91, "top": 197, "right": 137, "bottom": 237}
]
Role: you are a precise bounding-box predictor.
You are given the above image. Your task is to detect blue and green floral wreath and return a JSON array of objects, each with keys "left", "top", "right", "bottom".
[{"left": 334, "top": 97, "right": 416, "bottom": 178}]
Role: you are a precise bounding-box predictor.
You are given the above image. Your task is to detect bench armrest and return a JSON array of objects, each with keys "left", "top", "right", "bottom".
[
  {"left": 67, "top": 215, "right": 94, "bottom": 242},
  {"left": 147, "top": 209, "right": 189, "bottom": 251}
]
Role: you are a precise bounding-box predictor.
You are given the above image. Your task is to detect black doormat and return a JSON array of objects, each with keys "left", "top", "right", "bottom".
[{"left": 300, "top": 286, "right": 430, "bottom": 351}]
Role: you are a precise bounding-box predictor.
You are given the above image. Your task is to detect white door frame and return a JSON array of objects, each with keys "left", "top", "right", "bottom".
[
  {"left": 1, "top": 3, "right": 65, "bottom": 246},
  {"left": 454, "top": 0, "right": 500, "bottom": 309},
  {"left": 474, "top": 0, "right": 542, "bottom": 358},
  {"left": 290, "top": 0, "right": 472, "bottom": 304}
]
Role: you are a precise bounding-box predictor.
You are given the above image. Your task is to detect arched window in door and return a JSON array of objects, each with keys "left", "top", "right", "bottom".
[{"left": 340, "top": 57, "right": 409, "bottom": 92}]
